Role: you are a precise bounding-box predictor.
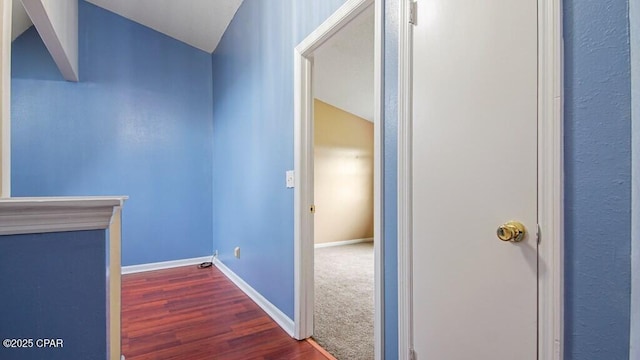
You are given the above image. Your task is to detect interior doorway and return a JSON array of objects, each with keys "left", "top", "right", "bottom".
[
  {"left": 293, "top": 0, "right": 383, "bottom": 359},
  {"left": 311, "top": 7, "right": 375, "bottom": 356}
]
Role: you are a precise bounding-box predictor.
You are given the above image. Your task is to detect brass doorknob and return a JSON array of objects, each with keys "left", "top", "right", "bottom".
[{"left": 497, "top": 221, "right": 526, "bottom": 242}]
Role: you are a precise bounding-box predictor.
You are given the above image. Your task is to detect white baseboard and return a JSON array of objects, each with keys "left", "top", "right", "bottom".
[
  {"left": 213, "top": 258, "right": 295, "bottom": 337},
  {"left": 314, "top": 237, "right": 373, "bottom": 248},
  {"left": 121, "top": 256, "right": 212, "bottom": 275}
]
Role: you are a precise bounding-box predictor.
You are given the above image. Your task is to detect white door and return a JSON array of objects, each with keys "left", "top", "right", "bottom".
[{"left": 410, "top": 0, "right": 538, "bottom": 359}]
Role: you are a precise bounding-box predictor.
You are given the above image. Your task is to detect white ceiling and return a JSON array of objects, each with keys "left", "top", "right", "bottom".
[
  {"left": 12, "top": 0, "right": 243, "bottom": 53},
  {"left": 86, "top": 0, "right": 243, "bottom": 53},
  {"left": 313, "top": 6, "right": 374, "bottom": 122}
]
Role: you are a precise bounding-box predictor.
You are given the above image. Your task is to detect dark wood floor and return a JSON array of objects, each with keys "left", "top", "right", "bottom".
[{"left": 121, "top": 265, "right": 330, "bottom": 360}]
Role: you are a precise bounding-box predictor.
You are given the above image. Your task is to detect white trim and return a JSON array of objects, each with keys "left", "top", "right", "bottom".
[
  {"left": 537, "top": 0, "right": 564, "bottom": 358},
  {"left": 121, "top": 256, "right": 213, "bottom": 275},
  {"left": 295, "top": 0, "right": 374, "bottom": 56},
  {"left": 314, "top": 237, "right": 373, "bottom": 248},
  {"left": 0, "top": 0, "right": 10, "bottom": 198},
  {"left": 397, "top": 0, "right": 413, "bottom": 358},
  {"left": 373, "top": 0, "right": 385, "bottom": 357},
  {"left": 294, "top": 3, "right": 384, "bottom": 358},
  {"left": 396, "top": 0, "right": 564, "bottom": 359},
  {"left": 108, "top": 207, "right": 123, "bottom": 360},
  {"left": 0, "top": 196, "right": 128, "bottom": 235},
  {"left": 293, "top": 36, "right": 315, "bottom": 340},
  {"left": 0, "top": 195, "right": 127, "bottom": 206},
  {"left": 214, "top": 258, "right": 295, "bottom": 337}
]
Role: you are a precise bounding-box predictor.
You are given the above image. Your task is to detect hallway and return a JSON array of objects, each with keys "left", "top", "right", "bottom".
[{"left": 121, "top": 266, "right": 330, "bottom": 360}]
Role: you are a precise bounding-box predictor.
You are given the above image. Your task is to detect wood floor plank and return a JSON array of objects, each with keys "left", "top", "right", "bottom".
[{"left": 121, "top": 265, "right": 330, "bottom": 360}]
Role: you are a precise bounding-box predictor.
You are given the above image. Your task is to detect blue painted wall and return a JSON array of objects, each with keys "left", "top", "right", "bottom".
[
  {"left": 7, "top": 0, "right": 633, "bottom": 357},
  {"left": 0, "top": 230, "right": 106, "bottom": 360},
  {"left": 632, "top": 0, "right": 640, "bottom": 355},
  {"left": 11, "top": 1, "right": 214, "bottom": 266},
  {"left": 564, "top": 0, "right": 632, "bottom": 358},
  {"left": 383, "top": 0, "right": 399, "bottom": 358},
  {"left": 211, "top": 0, "right": 346, "bottom": 319}
]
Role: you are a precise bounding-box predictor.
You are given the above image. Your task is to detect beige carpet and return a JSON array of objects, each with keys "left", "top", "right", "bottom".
[{"left": 313, "top": 242, "right": 374, "bottom": 360}]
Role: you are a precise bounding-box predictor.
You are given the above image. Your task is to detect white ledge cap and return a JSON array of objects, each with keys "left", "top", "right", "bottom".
[{"left": 0, "top": 196, "right": 128, "bottom": 236}]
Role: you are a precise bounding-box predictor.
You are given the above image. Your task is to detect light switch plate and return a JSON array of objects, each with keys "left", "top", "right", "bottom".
[{"left": 286, "top": 170, "right": 295, "bottom": 188}]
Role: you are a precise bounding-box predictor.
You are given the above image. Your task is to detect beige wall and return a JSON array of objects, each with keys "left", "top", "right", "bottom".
[{"left": 314, "top": 99, "right": 374, "bottom": 244}]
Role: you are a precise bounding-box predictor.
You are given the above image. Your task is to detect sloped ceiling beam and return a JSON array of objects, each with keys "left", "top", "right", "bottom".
[{"left": 22, "top": 0, "right": 78, "bottom": 81}]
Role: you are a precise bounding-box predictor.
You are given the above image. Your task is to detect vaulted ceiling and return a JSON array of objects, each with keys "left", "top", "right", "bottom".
[
  {"left": 11, "top": 0, "right": 372, "bottom": 122},
  {"left": 84, "top": 0, "right": 243, "bottom": 53},
  {"left": 313, "top": 6, "right": 374, "bottom": 122},
  {"left": 11, "top": 0, "right": 244, "bottom": 53}
]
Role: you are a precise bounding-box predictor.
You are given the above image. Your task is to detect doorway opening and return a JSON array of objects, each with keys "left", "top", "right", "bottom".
[
  {"left": 293, "top": 0, "right": 383, "bottom": 359},
  {"left": 311, "top": 6, "right": 375, "bottom": 357}
]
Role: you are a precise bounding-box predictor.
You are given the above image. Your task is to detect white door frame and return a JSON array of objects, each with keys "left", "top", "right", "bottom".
[
  {"left": 396, "top": 0, "right": 564, "bottom": 359},
  {"left": 0, "top": 0, "right": 11, "bottom": 198},
  {"left": 293, "top": 0, "right": 385, "bottom": 359}
]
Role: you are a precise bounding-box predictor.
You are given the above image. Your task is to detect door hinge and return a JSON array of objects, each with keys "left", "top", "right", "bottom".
[
  {"left": 409, "top": 1, "right": 417, "bottom": 25},
  {"left": 409, "top": 348, "right": 416, "bottom": 360},
  {"left": 536, "top": 223, "right": 541, "bottom": 245},
  {"left": 310, "top": 205, "right": 316, "bottom": 214}
]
